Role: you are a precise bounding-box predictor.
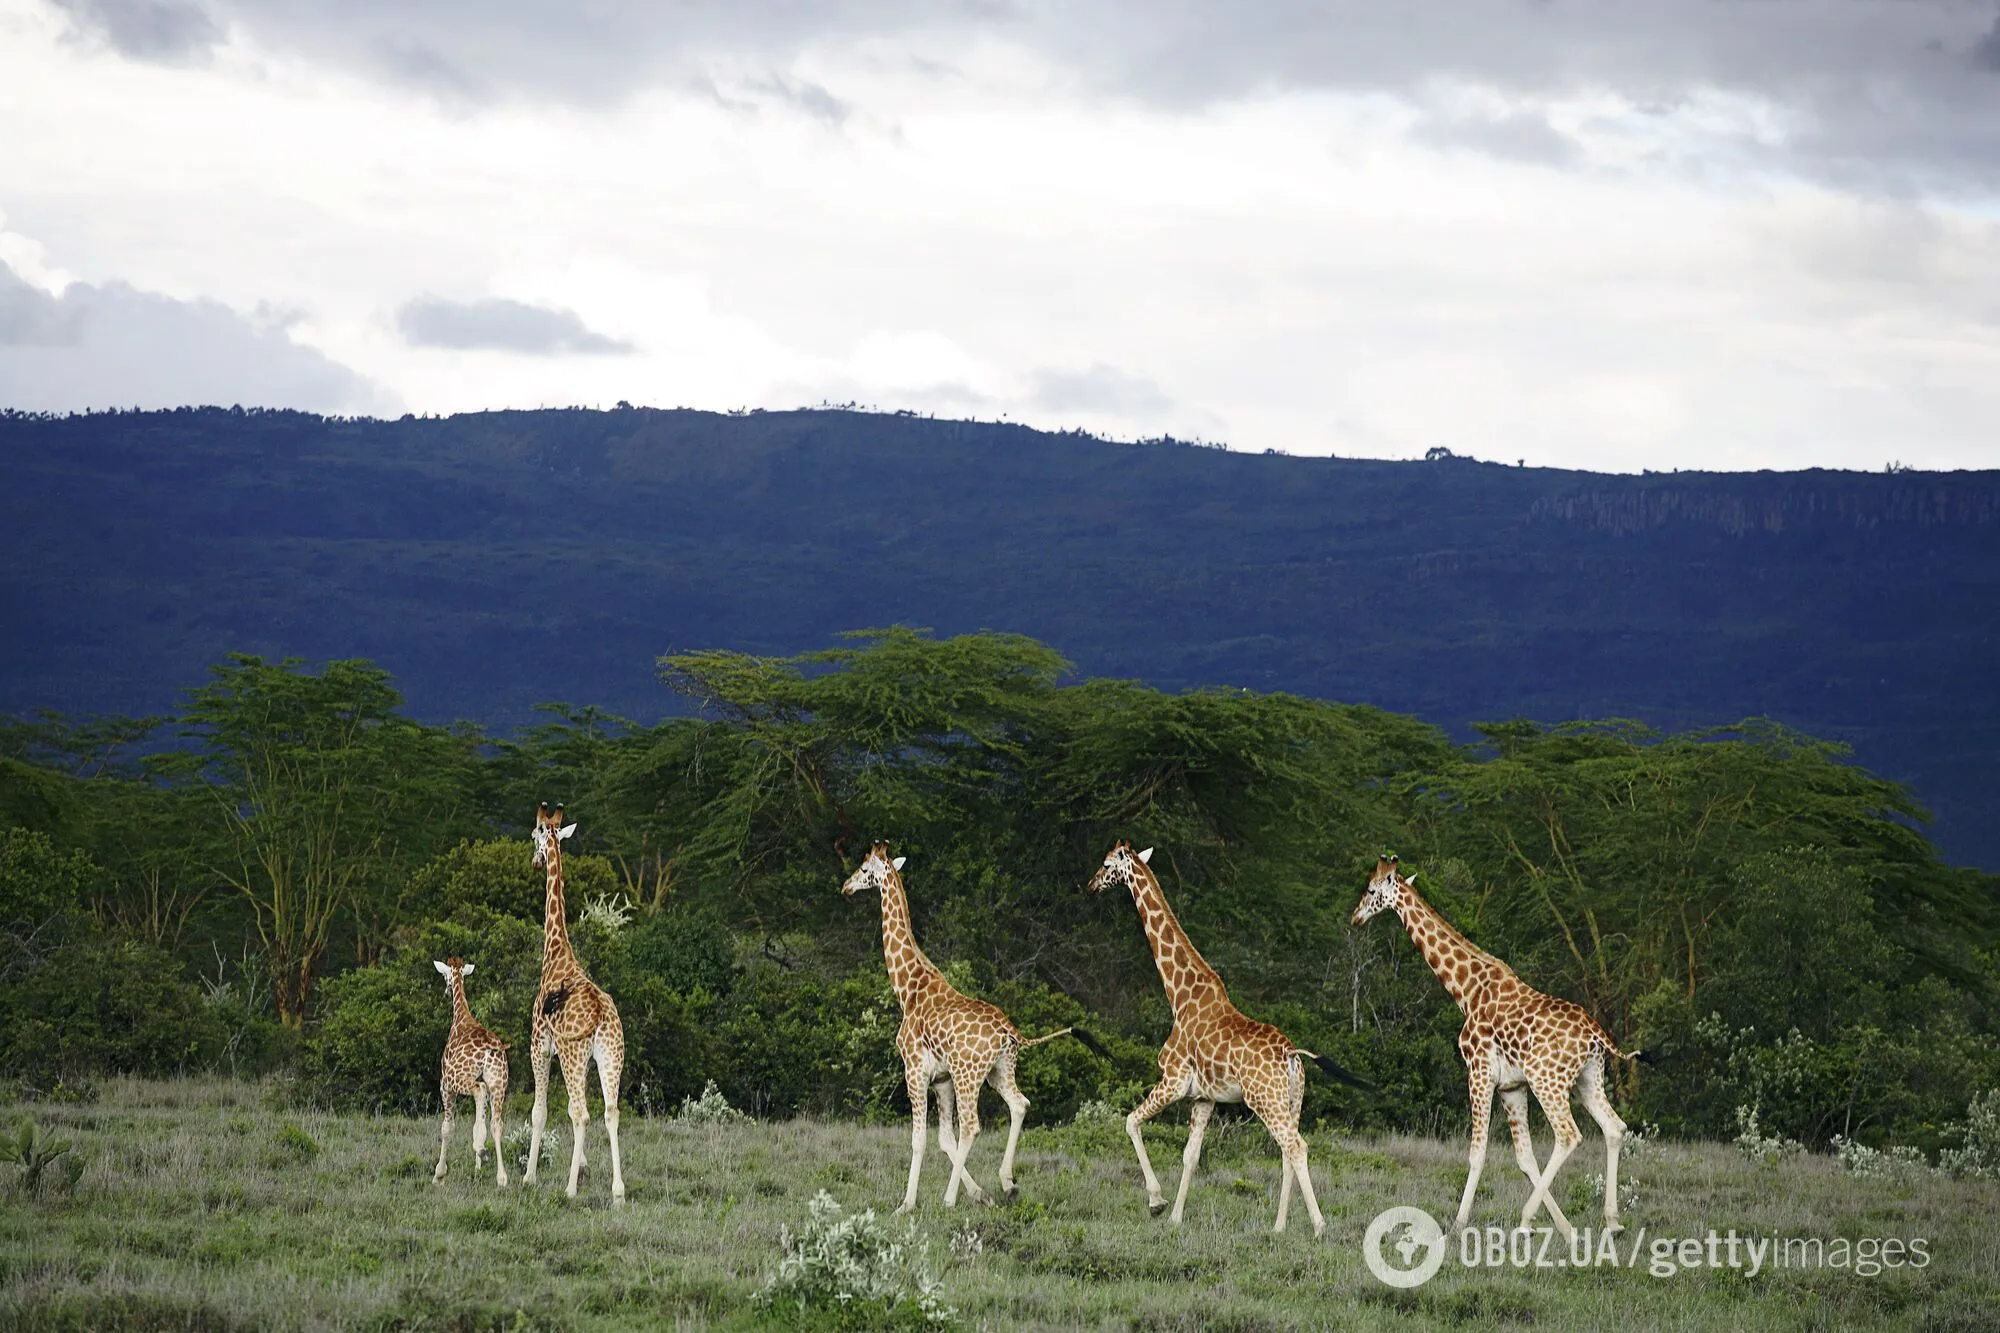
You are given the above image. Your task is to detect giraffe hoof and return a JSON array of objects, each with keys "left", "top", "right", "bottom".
[
  {"left": 1148, "top": 1200, "right": 1168, "bottom": 1219},
  {"left": 1002, "top": 1183, "right": 1019, "bottom": 1202}
]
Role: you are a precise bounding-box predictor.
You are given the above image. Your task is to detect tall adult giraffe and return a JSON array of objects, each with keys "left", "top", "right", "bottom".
[
  {"left": 842, "top": 841, "right": 1102, "bottom": 1213},
  {"left": 1088, "top": 841, "right": 1370, "bottom": 1236},
  {"left": 521, "top": 802, "right": 627, "bottom": 1203},
  {"left": 1350, "top": 854, "right": 1643, "bottom": 1237}
]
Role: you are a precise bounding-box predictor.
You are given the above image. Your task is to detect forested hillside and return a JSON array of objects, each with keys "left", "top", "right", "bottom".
[{"left": 3, "top": 403, "right": 1998, "bottom": 870}]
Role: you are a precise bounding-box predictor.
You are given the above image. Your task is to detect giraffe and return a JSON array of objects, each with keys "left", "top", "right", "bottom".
[
  {"left": 1349, "top": 853, "right": 1644, "bottom": 1238},
  {"left": 1088, "top": 840, "right": 1371, "bottom": 1236},
  {"left": 432, "top": 956, "right": 509, "bottom": 1188},
  {"left": 521, "top": 802, "right": 627, "bottom": 1203},
  {"left": 841, "top": 841, "right": 1104, "bottom": 1214}
]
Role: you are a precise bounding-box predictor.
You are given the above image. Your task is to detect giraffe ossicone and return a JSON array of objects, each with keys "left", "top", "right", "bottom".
[
  {"left": 1351, "top": 855, "right": 1640, "bottom": 1239},
  {"left": 843, "top": 840, "right": 1096, "bottom": 1214},
  {"left": 1089, "top": 839, "right": 1368, "bottom": 1237},
  {"left": 522, "top": 802, "right": 627, "bottom": 1203},
  {"left": 433, "top": 955, "right": 509, "bottom": 1189}
]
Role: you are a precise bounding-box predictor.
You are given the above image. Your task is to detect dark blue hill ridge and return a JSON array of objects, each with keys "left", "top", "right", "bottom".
[{"left": 5, "top": 405, "right": 1997, "bottom": 866}]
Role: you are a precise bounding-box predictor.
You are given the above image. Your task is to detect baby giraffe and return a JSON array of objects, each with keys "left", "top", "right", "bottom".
[{"left": 433, "top": 957, "right": 509, "bottom": 1188}]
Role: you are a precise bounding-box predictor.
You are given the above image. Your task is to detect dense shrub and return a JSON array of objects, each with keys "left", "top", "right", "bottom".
[
  {"left": 0, "top": 932, "right": 222, "bottom": 1083},
  {"left": 409, "top": 838, "right": 622, "bottom": 924},
  {"left": 0, "top": 827, "right": 99, "bottom": 927},
  {"left": 302, "top": 908, "right": 543, "bottom": 1113}
]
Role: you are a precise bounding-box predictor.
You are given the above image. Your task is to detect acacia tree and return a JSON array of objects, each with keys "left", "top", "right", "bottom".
[{"left": 162, "top": 656, "right": 472, "bottom": 1025}]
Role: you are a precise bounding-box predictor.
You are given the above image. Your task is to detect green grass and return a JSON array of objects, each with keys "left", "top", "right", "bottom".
[{"left": 2, "top": 1079, "right": 1997, "bottom": 1331}]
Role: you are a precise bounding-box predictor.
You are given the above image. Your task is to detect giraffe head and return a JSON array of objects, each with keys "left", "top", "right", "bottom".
[
  {"left": 1087, "top": 840, "right": 1153, "bottom": 894},
  {"left": 840, "top": 840, "right": 906, "bottom": 896},
  {"left": 432, "top": 956, "right": 475, "bottom": 987},
  {"left": 530, "top": 802, "right": 577, "bottom": 868},
  {"left": 1350, "top": 852, "right": 1415, "bottom": 926}
]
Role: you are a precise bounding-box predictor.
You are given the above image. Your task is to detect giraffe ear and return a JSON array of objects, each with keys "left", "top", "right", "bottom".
[
  {"left": 558, "top": 823, "right": 576, "bottom": 840},
  {"left": 1137, "top": 847, "right": 1154, "bottom": 864},
  {"left": 461, "top": 962, "right": 474, "bottom": 975},
  {"left": 433, "top": 959, "right": 451, "bottom": 977},
  {"left": 891, "top": 855, "right": 907, "bottom": 871}
]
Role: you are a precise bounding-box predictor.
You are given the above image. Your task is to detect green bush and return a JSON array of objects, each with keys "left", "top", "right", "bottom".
[
  {"left": 302, "top": 908, "right": 542, "bottom": 1114},
  {"left": 408, "top": 838, "right": 621, "bottom": 925},
  {"left": 0, "top": 827, "right": 99, "bottom": 927},
  {"left": 0, "top": 932, "right": 222, "bottom": 1083},
  {"left": 627, "top": 909, "right": 733, "bottom": 997}
]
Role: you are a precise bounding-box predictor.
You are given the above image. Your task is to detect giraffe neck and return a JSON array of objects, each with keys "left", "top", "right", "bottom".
[
  {"left": 447, "top": 973, "right": 476, "bottom": 1029},
  {"left": 878, "top": 872, "right": 943, "bottom": 1009},
  {"left": 1128, "top": 861, "right": 1227, "bottom": 1016},
  {"left": 541, "top": 848, "right": 577, "bottom": 974},
  {"left": 1390, "top": 884, "right": 1510, "bottom": 1011}
]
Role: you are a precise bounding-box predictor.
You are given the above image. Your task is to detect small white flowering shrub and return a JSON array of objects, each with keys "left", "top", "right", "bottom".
[
  {"left": 579, "top": 892, "right": 634, "bottom": 935},
  {"left": 756, "top": 1191, "right": 956, "bottom": 1330},
  {"left": 1939, "top": 1089, "right": 2000, "bottom": 1181},
  {"left": 1831, "top": 1136, "right": 1931, "bottom": 1182},
  {"left": 671, "top": 1079, "right": 751, "bottom": 1128},
  {"left": 1733, "top": 1105, "right": 1804, "bottom": 1166}
]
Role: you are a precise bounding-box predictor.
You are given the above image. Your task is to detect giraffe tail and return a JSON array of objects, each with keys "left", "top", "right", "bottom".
[
  {"left": 1298, "top": 1050, "right": 1375, "bottom": 1091},
  {"left": 1602, "top": 1033, "right": 1652, "bottom": 1064},
  {"left": 1018, "top": 1027, "right": 1112, "bottom": 1060}
]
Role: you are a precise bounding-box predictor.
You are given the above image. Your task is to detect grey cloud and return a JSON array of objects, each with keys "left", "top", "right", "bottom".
[
  {"left": 51, "top": 0, "right": 220, "bottom": 62},
  {"left": 46, "top": 1, "right": 2000, "bottom": 186},
  {"left": 1030, "top": 363, "right": 1173, "bottom": 416},
  {"left": 1411, "top": 109, "right": 1577, "bottom": 166},
  {"left": 396, "top": 296, "right": 633, "bottom": 354},
  {"left": 0, "top": 260, "right": 391, "bottom": 413},
  {"left": 743, "top": 73, "right": 851, "bottom": 125},
  {"left": 1975, "top": 15, "right": 2000, "bottom": 73},
  {"left": 1, "top": 265, "right": 87, "bottom": 345}
]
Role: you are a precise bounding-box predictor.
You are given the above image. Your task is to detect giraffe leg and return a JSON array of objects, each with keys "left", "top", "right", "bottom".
[
  {"left": 433, "top": 1090, "right": 454, "bottom": 1185},
  {"left": 1453, "top": 1067, "right": 1496, "bottom": 1232},
  {"left": 932, "top": 1079, "right": 982, "bottom": 1204},
  {"left": 1576, "top": 1057, "right": 1626, "bottom": 1231},
  {"left": 559, "top": 1043, "right": 593, "bottom": 1199},
  {"left": 1276, "top": 1136, "right": 1295, "bottom": 1226},
  {"left": 489, "top": 1067, "right": 509, "bottom": 1187},
  {"left": 1278, "top": 1054, "right": 1323, "bottom": 1238},
  {"left": 933, "top": 1079, "right": 957, "bottom": 1164},
  {"left": 594, "top": 1032, "right": 626, "bottom": 1204},
  {"left": 1251, "top": 1077, "right": 1323, "bottom": 1237},
  {"left": 1502, "top": 1085, "right": 1576, "bottom": 1236},
  {"left": 988, "top": 1050, "right": 1029, "bottom": 1200},
  {"left": 524, "top": 1028, "right": 554, "bottom": 1186},
  {"left": 942, "top": 1063, "right": 991, "bottom": 1207},
  {"left": 1126, "top": 1074, "right": 1184, "bottom": 1217},
  {"left": 1168, "top": 1099, "right": 1214, "bottom": 1226},
  {"left": 1517, "top": 1075, "right": 1581, "bottom": 1240},
  {"left": 897, "top": 1066, "right": 929, "bottom": 1216}
]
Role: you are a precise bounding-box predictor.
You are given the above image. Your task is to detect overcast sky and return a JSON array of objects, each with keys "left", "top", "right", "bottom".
[{"left": 4, "top": 0, "right": 1999, "bottom": 471}]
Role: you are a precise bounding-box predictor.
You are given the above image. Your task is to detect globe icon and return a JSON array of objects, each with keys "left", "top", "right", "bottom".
[{"left": 1363, "top": 1206, "right": 1448, "bottom": 1288}]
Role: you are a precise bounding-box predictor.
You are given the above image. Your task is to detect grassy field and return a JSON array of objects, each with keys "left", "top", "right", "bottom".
[{"left": 2, "top": 1079, "right": 1997, "bottom": 1332}]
